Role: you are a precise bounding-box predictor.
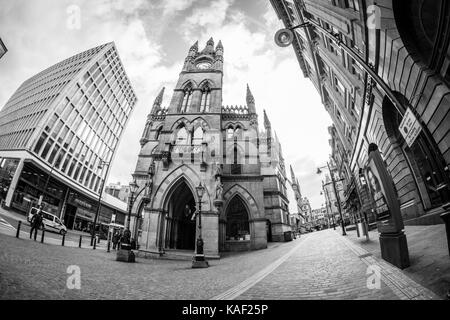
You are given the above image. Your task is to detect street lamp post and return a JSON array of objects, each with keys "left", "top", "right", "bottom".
[
  {"left": 322, "top": 182, "right": 336, "bottom": 230},
  {"left": 38, "top": 157, "right": 63, "bottom": 209},
  {"left": 127, "top": 179, "right": 139, "bottom": 231},
  {"left": 192, "top": 182, "right": 209, "bottom": 268},
  {"left": 91, "top": 161, "right": 110, "bottom": 246},
  {"left": 317, "top": 162, "right": 346, "bottom": 236}
]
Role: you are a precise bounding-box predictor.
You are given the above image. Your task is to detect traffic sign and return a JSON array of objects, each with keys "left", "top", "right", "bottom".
[{"left": 399, "top": 108, "right": 422, "bottom": 147}]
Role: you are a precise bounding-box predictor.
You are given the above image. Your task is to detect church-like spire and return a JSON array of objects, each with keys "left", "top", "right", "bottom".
[
  {"left": 246, "top": 84, "right": 256, "bottom": 113},
  {"left": 190, "top": 40, "right": 198, "bottom": 53},
  {"left": 151, "top": 87, "right": 165, "bottom": 114},
  {"left": 246, "top": 84, "right": 254, "bottom": 104},
  {"left": 216, "top": 40, "right": 223, "bottom": 51},
  {"left": 264, "top": 109, "right": 271, "bottom": 130},
  {"left": 290, "top": 165, "right": 296, "bottom": 184},
  {"left": 201, "top": 37, "right": 215, "bottom": 55}
]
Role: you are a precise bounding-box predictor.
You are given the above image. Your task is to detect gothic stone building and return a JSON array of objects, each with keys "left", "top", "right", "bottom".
[{"left": 130, "top": 39, "right": 294, "bottom": 257}]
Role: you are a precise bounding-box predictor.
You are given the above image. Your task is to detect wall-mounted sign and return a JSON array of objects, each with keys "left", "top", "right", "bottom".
[{"left": 399, "top": 108, "right": 422, "bottom": 147}]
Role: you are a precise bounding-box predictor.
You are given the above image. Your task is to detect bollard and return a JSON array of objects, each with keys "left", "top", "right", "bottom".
[
  {"left": 79, "top": 235, "right": 82, "bottom": 248},
  {"left": 93, "top": 237, "right": 96, "bottom": 250},
  {"left": 16, "top": 221, "right": 21, "bottom": 238},
  {"left": 41, "top": 229, "right": 45, "bottom": 243},
  {"left": 107, "top": 239, "right": 111, "bottom": 252},
  {"left": 62, "top": 233, "right": 65, "bottom": 246}
]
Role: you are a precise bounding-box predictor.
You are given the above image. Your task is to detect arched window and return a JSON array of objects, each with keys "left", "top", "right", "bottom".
[
  {"left": 192, "top": 127, "right": 204, "bottom": 145},
  {"left": 227, "top": 126, "right": 234, "bottom": 139},
  {"left": 393, "top": 0, "right": 450, "bottom": 71},
  {"left": 231, "top": 144, "right": 242, "bottom": 174},
  {"left": 200, "top": 86, "right": 211, "bottom": 113},
  {"left": 180, "top": 85, "right": 193, "bottom": 113},
  {"left": 382, "top": 93, "right": 450, "bottom": 209},
  {"left": 234, "top": 126, "right": 242, "bottom": 140},
  {"left": 154, "top": 127, "right": 162, "bottom": 140},
  {"left": 226, "top": 196, "right": 250, "bottom": 240},
  {"left": 175, "top": 125, "right": 188, "bottom": 145}
]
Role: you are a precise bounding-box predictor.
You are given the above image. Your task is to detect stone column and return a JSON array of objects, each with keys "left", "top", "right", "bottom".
[
  {"left": 139, "top": 207, "right": 163, "bottom": 253},
  {"left": 251, "top": 218, "right": 268, "bottom": 250},
  {"left": 196, "top": 211, "right": 219, "bottom": 257},
  {"left": 219, "top": 219, "right": 226, "bottom": 251}
]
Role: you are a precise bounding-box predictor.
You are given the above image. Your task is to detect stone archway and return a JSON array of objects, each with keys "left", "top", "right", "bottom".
[
  {"left": 393, "top": 0, "right": 450, "bottom": 70},
  {"left": 164, "top": 178, "right": 196, "bottom": 250},
  {"left": 225, "top": 195, "right": 250, "bottom": 241},
  {"left": 382, "top": 93, "right": 450, "bottom": 212}
]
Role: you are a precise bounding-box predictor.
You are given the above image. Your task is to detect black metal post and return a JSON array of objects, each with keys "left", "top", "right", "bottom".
[
  {"left": 197, "top": 201, "right": 203, "bottom": 255},
  {"left": 126, "top": 193, "right": 134, "bottom": 230},
  {"left": 327, "top": 162, "right": 346, "bottom": 236},
  {"left": 38, "top": 158, "right": 61, "bottom": 208},
  {"left": 41, "top": 229, "right": 45, "bottom": 243},
  {"left": 16, "top": 221, "right": 21, "bottom": 238},
  {"left": 62, "top": 233, "right": 65, "bottom": 246},
  {"left": 93, "top": 237, "right": 96, "bottom": 250},
  {"left": 107, "top": 239, "right": 111, "bottom": 252},
  {"left": 79, "top": 235, "right": 82, "bottom": 248},
  {"left": 91, "top": 162, "right": 110, "bottom": 246}
]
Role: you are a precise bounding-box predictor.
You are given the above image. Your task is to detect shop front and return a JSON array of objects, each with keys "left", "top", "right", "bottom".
[
  {"left": 10, "top": 161, "right": 65, "bottom": 216},
  {"left": 4, "top": 160, "right": 126, "bottom": 234},
  {"left": 0, "top": 157, "right": 21, "bottom": 205}
]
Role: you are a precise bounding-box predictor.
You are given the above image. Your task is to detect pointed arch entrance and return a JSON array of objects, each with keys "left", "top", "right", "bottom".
[
  {"left": 225, "top": 196, "right": 250, "bottom": 241},
  {"left": 164, "top": 178, "right": 196, "bottom": 250}
]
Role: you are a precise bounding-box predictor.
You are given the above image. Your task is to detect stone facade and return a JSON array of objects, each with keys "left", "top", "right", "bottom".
[
  {"left": 129, "top": 39, "right": 295, "bottom": 257},
  {"left": 271, "top": 0, "right": 450, "bottom": 226}
]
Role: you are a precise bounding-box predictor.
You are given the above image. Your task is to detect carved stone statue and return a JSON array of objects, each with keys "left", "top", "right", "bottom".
[
  {"left": 215, "top": 177, "right": 223, "bottom": 200},
  {"left": 214, "top": 162, "right": 222, "bottom": 178}
]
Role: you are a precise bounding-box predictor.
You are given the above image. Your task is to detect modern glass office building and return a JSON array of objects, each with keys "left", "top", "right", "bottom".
[{"left": 0, "top": 42, "right": 136, "bottom": 230}]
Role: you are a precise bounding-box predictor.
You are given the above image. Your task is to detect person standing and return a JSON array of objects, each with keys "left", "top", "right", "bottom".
[
  {"left": 112, "top": 231, "right": 119, "bottom": 250},
  {"left": 30, "top": 208, "right": 44, "bottom": 240}
]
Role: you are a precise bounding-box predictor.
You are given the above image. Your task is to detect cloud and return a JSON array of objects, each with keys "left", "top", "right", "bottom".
[
  {"left": 162, "top": 0, "right": 198, "bottom": 16},
  {"left": 0, "top": 0, "right": 333, "bottom": 209}
]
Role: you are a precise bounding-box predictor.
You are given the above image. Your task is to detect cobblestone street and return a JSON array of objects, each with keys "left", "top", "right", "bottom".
[{"left": 0, "top": 229, "right": 441, "bottom": 300}]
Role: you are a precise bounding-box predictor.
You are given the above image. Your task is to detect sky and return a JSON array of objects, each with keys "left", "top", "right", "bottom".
[{"left": 0, "top": 0, "right": 333, "bottom": 209}]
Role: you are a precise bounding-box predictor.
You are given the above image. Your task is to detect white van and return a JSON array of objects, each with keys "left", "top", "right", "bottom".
[{"left": 27, "top": 207, "right": 67, "bottom": 235}]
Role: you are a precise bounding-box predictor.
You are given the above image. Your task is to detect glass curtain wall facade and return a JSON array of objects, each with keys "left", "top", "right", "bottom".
[{"left": 0, "top": 42, "right": 136, "bottom": 227}]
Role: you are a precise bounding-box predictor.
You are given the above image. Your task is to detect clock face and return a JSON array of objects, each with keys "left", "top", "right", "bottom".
[{"left": 196, "top": 62, "right": 211, "bottom": 69}]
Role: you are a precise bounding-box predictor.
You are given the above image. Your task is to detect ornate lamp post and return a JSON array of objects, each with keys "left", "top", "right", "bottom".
[
  {"left": 91, "top": 160, "right": 110, "bottom": 246},
  {"left": 127, "top": 179, "right": 139, "bottom": 231},
  {"left": 192, "top": 182, "right": 209, "bottom": 268},
  {"left": 317, "top": 161, "right": 346, "bottom": 236}
]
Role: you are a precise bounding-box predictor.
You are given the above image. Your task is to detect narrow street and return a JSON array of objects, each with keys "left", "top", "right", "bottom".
[{"left": 0, "top": 228, "right": 440, "bottom": 300}]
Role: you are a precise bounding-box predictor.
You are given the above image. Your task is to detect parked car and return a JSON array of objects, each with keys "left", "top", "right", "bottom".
[{"left": 27, "top": 207, "right": 67, "bottom": 235}]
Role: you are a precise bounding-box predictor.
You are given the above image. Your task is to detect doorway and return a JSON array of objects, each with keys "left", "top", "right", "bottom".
[
  {"left": 165, "top": 179, "right": 196, "bottom": 250},
  {"left": 64, "top": 204, "right": 77, "bottom": 230}
]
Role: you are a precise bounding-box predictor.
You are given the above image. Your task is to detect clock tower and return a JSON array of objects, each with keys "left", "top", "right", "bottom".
[
  {"left": 132, "top": 38, "right": 290, "bottom": 259},
  {"left": 167, "top": 37, "right": 223, "bottom": 115}
]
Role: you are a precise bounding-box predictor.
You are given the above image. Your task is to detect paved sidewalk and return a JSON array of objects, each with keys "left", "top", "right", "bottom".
[
  {"left": 0, "top": 228, "right": 443, "bottom": 300},
  {"left": 344, "top": 225, "right": 450, "bottom": 299},
  {"left": 0, "top": 206, "right": 108, "bottom": 251},
  {"left": 236, "top": 230, "right": 438, "bottom": 300}
]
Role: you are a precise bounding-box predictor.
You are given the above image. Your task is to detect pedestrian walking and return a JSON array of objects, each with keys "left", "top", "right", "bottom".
[
  {"left": 29, "top": 207, "right": 44, "bottom": 240},
  {"left": 112, "top": 231, "right": 119, "bottom": 250}
]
